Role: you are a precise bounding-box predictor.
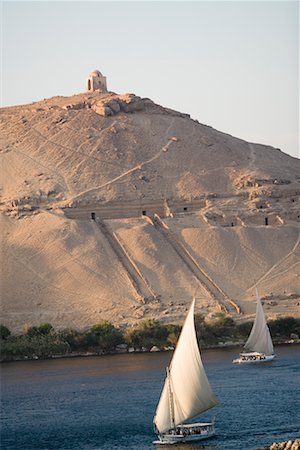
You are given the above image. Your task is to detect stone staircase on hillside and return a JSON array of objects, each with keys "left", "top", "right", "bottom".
[
  {"left": 151, "top": 214, "right": 241, "bottom": 314},
  {"left": 94, "top": 218, "right": 157, "bottom": 302}
]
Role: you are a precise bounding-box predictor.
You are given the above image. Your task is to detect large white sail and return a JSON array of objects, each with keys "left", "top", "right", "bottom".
[
  {"left": 244, "top": 289, "right": 274, "bottom": 355},
  {"left": 154, "top": 300, "right": 218, "bottom": 434}
]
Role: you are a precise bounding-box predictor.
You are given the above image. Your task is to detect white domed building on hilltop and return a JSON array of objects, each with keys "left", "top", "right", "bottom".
[{"left": 86, "top": 70, "right": 107, "bottom": 92}]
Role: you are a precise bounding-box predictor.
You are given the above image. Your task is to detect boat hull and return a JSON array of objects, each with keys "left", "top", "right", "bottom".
[
  {"left": 233, "top": 353, "right": 275, "bottom": 364},
  {"left": 154, "top": 422, "right": 215, "bottom": 445}
]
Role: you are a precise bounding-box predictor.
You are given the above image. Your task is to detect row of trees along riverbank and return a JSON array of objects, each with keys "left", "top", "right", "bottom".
[{"left": 1, "top": 314, "right": 300, "bottom": 362}]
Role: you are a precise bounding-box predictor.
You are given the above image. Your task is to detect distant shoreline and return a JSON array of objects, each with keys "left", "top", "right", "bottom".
[
  {"left": 1, "top": 339, "right": 299, "bottom": 364},
  {"left": 1, "top": 316, "right": 299, "bottom": 363}
]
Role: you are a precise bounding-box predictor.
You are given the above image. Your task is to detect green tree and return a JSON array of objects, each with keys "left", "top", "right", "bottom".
[
  {"left": 88, "top": 321, "right": 123, "bottom": 351},
  {"left": 195, "top": 313, "right": 238, "bottom": 344},
  {"left": 125, "top": 319, "right": 168, "bottom": 349},
  {"left": 25, "top": 326, "right": 40, "bottom": 338},
  {"left": 237, "top": 321, "right": 252, "bottom": 338},
  {"left": 37, "top": 323, "right": 54, "bottom": 335},
  {"left": 0, "top": 333, "right": 70, "bottom": 361},
  {"left": 25, "top": 323, "right": 54, "bottom": 338},
  {"left": 165, "top": 324, "right": 181, "bottom": 346},
  {"left": 0, "top": 325, "right": 11, "bottom": 340},
  {"left": 268, "top": 317, "right": 299, "bottom": 338},
  {"left": 58, "top": 328, "right": 87, "bottom": 351},
  {"left": 205, "top": 313, "right": 236, "bottom": 338}
]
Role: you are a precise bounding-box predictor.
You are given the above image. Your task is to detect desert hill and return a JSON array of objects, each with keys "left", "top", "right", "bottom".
[{"left": 0, "top": 89, "right": 299, "bottom": 332}]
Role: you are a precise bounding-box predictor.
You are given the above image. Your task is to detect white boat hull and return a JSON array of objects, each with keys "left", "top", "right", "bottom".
[
  {"left": 233, "top": 353, "right": 275, "bottom": 364},
  {"left": 154, "top": 422, "right": 215, "bottom": 445}
]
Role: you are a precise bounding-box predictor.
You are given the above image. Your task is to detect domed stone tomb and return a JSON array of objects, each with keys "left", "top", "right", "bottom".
[{"left": 86, "top": 69, "right": 107, "bottom": 92}]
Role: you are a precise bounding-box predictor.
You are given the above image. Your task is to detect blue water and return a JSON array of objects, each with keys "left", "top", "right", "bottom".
[{"left": 1, "top": 345, "right": 299, "bottom": 450}]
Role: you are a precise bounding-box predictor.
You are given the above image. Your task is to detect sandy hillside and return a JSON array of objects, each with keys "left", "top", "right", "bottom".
[{"left": 0, "top": 90, "right": 299, "bottom": 332}]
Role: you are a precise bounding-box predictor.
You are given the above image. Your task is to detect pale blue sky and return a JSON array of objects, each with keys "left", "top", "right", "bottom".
[{"left": 1, "top": 1, "right": 299, "bottom": 158}]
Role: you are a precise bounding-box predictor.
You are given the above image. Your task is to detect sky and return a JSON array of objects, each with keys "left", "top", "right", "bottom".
[{"left": 1, "top": 1, "right": 299, "bottom": 159}]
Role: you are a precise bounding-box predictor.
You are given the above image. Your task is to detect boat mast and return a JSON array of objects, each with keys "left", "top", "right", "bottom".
[{"left": 166, "top": 366, "right": 175, "bottom": 430}]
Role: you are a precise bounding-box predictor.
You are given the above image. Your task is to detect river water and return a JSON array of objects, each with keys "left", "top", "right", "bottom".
[{"left": 1, "top": 345, "right": 299, "bottom": 450}]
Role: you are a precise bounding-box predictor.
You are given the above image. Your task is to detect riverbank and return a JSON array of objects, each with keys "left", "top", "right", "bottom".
[
  {"left": 1, "top": 338, "right": 299, "bottom": 363},
  {"left": 1, "top": 315, "right": 299, "bottom": 362}
]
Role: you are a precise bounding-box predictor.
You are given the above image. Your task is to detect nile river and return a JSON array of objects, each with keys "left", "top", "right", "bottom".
[{"left": 1, "top": 345, "right": 299, "bottom": 449}]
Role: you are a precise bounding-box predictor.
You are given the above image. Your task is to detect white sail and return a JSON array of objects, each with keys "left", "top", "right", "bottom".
[
  {"left": 154, "top": 300, "right": 218, "bottom": 434},
  {"left": 244, "top": 289, "right": 274, "bottom": 355}
]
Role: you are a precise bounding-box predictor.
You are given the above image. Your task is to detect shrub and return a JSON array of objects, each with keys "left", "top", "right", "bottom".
[
  {"left": 268, "top": 317, "right": 300, "bottom": 338},
  {"left": 58, "top": 328, "right": 88, "bottom": 351},
  {"left": 165, "top": 324, "right": 181, "bottom": 346},
  {"left": 25, "top": 323, "right": 54, "bottom": 338},
  {"left": 125, "top": 319, "right": 168, "bottom": 349},
  {"left": 0, "top": 334, "right": 69, "bottom": 361},
  {"left": 236, "top": 321, "right": 252, "bottom": 338},
  {"left": 208, "top": 312, "right": 235, "bottom": 328},
  {"left": 0, "top": 325, "right": 11, "bottom": 340},
  {"left": 37, "top": 323, "right": 54, "bottom": 335},
  {"left": 88, "top": 321, "right": 123, "bottom": 351},
  {"left": 203, "top": 313, "right": 236, "bottom": 340},
  {"left": 25, "top": 326, "right": 40, "bottom": 338}
]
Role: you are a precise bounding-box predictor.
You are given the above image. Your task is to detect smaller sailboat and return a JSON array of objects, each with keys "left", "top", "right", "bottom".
[
  {"left": 233, "top": 289, "right": 275, "bottom": 364},
  {"left": 153, "top": 299, "right": 218, "bottom": 444}
]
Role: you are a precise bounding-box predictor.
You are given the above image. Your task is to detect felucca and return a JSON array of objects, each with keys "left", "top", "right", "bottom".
[
  {"left": 233, "top": 289, "right": 275, "bottom": 364},
  {"left": 153, "top": 299, "right": 218, "bottom": 444}
]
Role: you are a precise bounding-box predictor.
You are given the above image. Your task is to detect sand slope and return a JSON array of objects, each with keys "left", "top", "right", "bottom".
[{"left": 0, "top": 91, "right": 299, "bottom": 331}]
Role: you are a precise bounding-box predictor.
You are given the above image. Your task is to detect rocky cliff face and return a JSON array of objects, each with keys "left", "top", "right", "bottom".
[{"left": 1, "top": 90, "right": 299, "bottom": 331}]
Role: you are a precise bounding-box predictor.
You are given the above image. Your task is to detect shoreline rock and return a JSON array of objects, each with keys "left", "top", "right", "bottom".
[{"left": 257, "top": 440, "right": 299, "bottom": 450}]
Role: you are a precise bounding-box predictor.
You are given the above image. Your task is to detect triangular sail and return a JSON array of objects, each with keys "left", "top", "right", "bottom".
[
  {"left": 244, "top": 289, "right": 274, "bottom": 355},
  {"left": 153, "top": 299, "right": 218, "bottom": 434}
]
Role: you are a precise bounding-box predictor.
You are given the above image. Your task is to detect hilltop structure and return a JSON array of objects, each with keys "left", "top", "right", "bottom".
[{"left": 86, "top": 69, "right": 107, "bottom": 92}]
